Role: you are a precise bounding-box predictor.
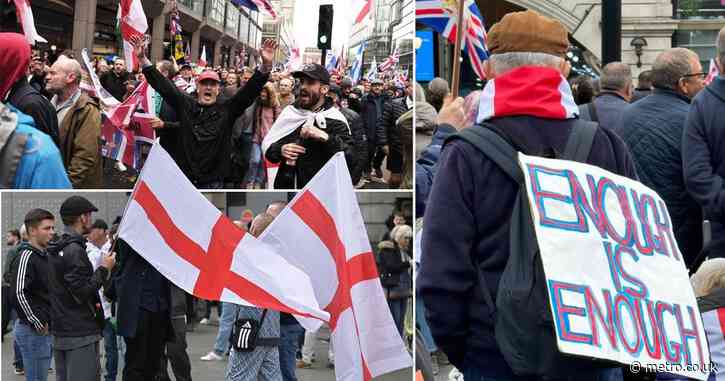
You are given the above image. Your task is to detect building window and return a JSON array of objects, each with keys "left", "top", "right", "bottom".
[
  {"left": 675, "top": 0, "right": 725, "bottom": 19},
  {"left": 675, "top": 29, "right": 718, "bottom": 67},
  {"left": 208, "top": 0, "right": 225, "bottom": 26}
]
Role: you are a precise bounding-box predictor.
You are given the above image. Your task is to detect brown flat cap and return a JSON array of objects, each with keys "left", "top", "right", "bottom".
[{"left": 488, "top": 10, "right": 569, "bottom": 57}]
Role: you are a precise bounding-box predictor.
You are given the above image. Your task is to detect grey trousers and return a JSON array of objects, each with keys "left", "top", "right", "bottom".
[
  {"left": 55, "top": 341, "right": 101, "bottom": 381},
  {"left": 225, "top": 346, "right": 282, "bottom": 381}
]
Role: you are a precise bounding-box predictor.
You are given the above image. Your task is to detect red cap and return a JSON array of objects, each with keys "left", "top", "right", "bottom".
[{"left": 197, "top": 70, "right": 220, "bottom": 83}]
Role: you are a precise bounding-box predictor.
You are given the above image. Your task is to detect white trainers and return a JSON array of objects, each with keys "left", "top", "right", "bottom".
[
  {"left": 200, "top": 351, "right": 224, "bottom": 361},
  {"left": 199, "top": 318, "right": 210, "bottom": 325}
]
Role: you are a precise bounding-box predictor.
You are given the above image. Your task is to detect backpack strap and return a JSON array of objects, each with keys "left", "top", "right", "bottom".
[
  {"left": 562, "top": 119, "right": 598, "bottom": 163},
  {"left": 446, "top": 124, "right": 524, "bottom": 184}
]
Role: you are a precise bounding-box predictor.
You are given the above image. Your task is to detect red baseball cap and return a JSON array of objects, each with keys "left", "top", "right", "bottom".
[{"left": 197, "top": 70, "right": 220, "bottom": 83}]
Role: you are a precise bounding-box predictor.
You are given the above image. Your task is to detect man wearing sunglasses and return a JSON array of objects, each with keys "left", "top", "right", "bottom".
[{"left": 619, "top": 47, "right": 706, "bottom": 268}]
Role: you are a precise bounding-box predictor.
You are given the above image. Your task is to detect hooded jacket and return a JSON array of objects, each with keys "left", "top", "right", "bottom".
[
  {"left": 8, "top": 76, "right": 60, "bottom": 147},
  {"left": 47, "top": 227, "right": 108, "bottom": 337},
  {"left": 684, "top": 76, "right": 725, "bottom": 260},
  {"left": 10, "top": 242, "right": 51, "bottom": 332}
]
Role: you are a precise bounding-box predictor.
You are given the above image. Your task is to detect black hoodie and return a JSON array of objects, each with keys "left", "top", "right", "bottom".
[{"left": 47, "top": 227, "right": 108, "bottom": 337}]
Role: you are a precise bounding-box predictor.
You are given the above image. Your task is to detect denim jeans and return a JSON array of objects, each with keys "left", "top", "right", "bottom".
[
  {"left": 213, "top": 302, "right": 239, "bottom": 355},
  {"left": 102, "top": 320, "right": 118, "bottom": 381},
  {"left": 14, "top": 334, "right": 24, "bottom": 368},
  {"left": 279, "top": 323, "right": 304, "bottom": 381},
  {"left": 244, "top": 143, "right": 266, "bottom": 186},
  {"left": 388, "top": 298, "right": 407, "bottom": 337},
  {"left": 415, "top": 296, "right": 437, "bottom": 353},
  {"left": 14, "top": 320, "right": 52, "bottom": 381},
  {"left": 463, "top": 366, "right": 623, "bottom": 381}
]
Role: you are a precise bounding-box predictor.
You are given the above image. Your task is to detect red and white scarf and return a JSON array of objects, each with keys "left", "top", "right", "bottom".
[{"left": 476, "top": 66, "right": 578, "bottom": 123}]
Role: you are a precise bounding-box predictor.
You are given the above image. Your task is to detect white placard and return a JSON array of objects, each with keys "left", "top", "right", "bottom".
[{"left": 518, "top": 153, "right": 710, "bottom": 380}]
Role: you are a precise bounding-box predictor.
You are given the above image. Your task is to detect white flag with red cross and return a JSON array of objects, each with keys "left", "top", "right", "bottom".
[
  {"left": 117, "top": 141, "right": 329, "bottom": 328},
  {"left": 117, "top": 0, "right": 147, "bottom": 72},
  {"left": 258, "top": 152, "right": 413, "bottom": 381}
]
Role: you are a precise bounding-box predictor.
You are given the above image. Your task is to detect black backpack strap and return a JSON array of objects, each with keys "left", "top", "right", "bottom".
[
  {"left": 446, "top": 124, "right": 524, "bottom": 184},
  {"left": 562, "top": 119, "right": 598, "bottom": 163}
]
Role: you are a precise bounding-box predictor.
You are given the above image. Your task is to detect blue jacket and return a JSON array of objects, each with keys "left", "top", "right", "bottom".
[
  {"left": 419, "top": 116, "right": 637, "bottom": 376},
  {"left": 620, "top": 88, "right": 703, "bottom": 266},
  {"left": 415, "top": 124, "right": 456, "bottom": 218},
  {"left": 9, "top": 105, "right": 71, "bottom": 189},
  {"left": 578, "top": 92, "right": 629, "bottom": 133},
  {"left": 684, "top": 76, "right": 725, "bottom": 257}
]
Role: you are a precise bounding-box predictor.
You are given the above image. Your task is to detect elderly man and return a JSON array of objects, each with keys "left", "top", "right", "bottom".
[
  {"left": 419, "top": 10, "right": 636, "bottom": 380},
  {"left": 620, "top": 47, "right": 706, "bottom": 267},
  {"left": 131, "top": 36, "right": 276, "bottom": 188},
  {"left": 46, "top": 56, "right": 103, "bottom": 188},
  {"left": 100, "top": 58, "right": 130, "bottom": 101},
  {"left": 578, "top": 62, "right": 633, "bottom": 132},
  {"left": 684, "top": 26, "right": 725, "bottom": 268}
]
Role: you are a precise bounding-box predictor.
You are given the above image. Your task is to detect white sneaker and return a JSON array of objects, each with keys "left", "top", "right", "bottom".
[
  {"left": 200, "top": 351, "right": 224, "bottom": 361},
  {"left": 199, "top": 318, "right": 210, "bottom": 325}
]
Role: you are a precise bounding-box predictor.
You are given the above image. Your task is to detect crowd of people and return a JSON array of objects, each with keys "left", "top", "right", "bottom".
[
  {"left": 0, "top": 32, "right": 413, "bottom": 190},
  {"left": 1, "top": 197, "right": 413, "bottom": 381},
  {"left": 415, "top": 9, "right": 725, "bottom": 381}
]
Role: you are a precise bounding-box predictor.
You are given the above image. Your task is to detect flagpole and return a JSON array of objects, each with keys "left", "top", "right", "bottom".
[{"left": 450, "top": 0, "right": 466, "bottom": 98}]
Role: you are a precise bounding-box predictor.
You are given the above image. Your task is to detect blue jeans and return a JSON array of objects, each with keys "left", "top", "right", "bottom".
[
  {"left": 14, "top": 320, "right": 52, "bottom": 381},
  {"left": 213, "top": 302, "right": 239, "bottom": 355},
  {"left": 279, "top": 323, "right": 304, "bottom": 381},
  {"left": 463, "top": 366, "right": 623, "bottom": 381},
  {"left": 14, "top": 334, "right": 24, "bottom": 368},
  {"left": 415, "top": 296, "right": 437, "bottom": 353},
  {"left": 244, "top": 143, "right": 266, "bottom": 186},
  {"left": 102, "top": 320, "right": 118, "bottom": 381},
  {"left": 387, "top": 298, "right": 407, "bottom": 337}
]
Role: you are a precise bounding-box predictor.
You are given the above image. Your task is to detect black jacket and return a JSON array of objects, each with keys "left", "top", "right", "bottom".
[
  {"left": 28, "top": 72, "right": 51, "bottom": 99},
  {"left": 10, "top": 242, "right": 51, "bottom": 332},
  {"left": 378, "top": 97, "right": 410, "bottom": 173},
  {"left": 360, "top": 93, "right": 388, "bottom": 147},
  {"left": 684, "top": 76, "right": 725, "bottom": 262},
  {"left": 339, "top": 106, "right": 367, "bottom": 185},
  {"left": 100, "top": 70, "right": 130, "bottom": 102},
  {"left": 376, "top": 240, "right": 409, "bottom": 289},
  {"left": 109, "top": 239, "right": 175, "bottom": 340},
  {"left": 143, "top": 64, "right": 268, "bottom": 185},
  {"left": 47, "top": 228, "right": 108, "bottom": 337},
  {"left": 620, "top": 88, "right": 703, "bottom": 266},
  {"left": 419, "top": 116, "right": 638, "bottom": 375},
  {"left": 8, "top": 77, "right": 60, "bottom": 147},
  {"left": 265, "top": 100, "right": 355, "bottom": 188}
]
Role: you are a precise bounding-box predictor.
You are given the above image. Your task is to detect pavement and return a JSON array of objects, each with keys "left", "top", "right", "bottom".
[{"left": 2, "top": 319, "right": 411, "bottom": 381}]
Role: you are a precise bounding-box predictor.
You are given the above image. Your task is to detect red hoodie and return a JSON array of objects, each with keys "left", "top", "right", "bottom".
[{"left": 0, "top": 33, "right": 31, "bottom": 100}]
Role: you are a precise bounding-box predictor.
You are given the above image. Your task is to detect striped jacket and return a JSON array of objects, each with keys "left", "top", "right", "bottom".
[{"left": 10, "top": 242, "right": 50, "bottom": 332}]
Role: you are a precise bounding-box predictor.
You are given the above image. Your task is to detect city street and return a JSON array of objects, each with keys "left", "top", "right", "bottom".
[{"left": 2, "top": 321, "right": 412, "bottom": 380}]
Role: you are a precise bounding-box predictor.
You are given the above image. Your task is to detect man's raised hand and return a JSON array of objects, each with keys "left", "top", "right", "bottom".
[{"left": 261, "top": 39, "right": 278, "bottom": 67}]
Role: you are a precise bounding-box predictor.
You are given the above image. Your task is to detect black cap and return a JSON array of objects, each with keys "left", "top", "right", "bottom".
[
  {"left": 59, "top": 196, "right": 98, "bottom": 217},
  {"left": 292, "top": 63, "right": 330, "bottom": 85},
  {"left": 91, "top": 219, "right": 108, "bottom": 230},
  {"left": 180, "top": 63, "right": 192, "bottom": 70}
]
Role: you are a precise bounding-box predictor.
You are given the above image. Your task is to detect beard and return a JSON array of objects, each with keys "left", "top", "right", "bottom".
[{"left": 294, "top": 89, "right": 321, "bottom": 110}]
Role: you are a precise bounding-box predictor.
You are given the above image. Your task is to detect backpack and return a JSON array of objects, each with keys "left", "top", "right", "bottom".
[
  {"left": 446, "top": 120, "right": 616, "bottom": 377},
  {"left": 0, "top": 104, "right": 28, "bottom": 188}
]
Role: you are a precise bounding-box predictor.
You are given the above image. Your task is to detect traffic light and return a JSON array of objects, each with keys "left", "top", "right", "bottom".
[{"left": 317, "top": 5, "right": 333, "bottom": 51}]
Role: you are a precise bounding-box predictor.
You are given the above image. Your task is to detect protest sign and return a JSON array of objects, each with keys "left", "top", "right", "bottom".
[{"left": 518, "top": 153, "right": 710, "bottom": 380}]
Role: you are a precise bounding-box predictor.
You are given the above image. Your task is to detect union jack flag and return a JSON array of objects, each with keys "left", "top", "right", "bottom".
[
  {"left": 232, "top": 0, "right": 277, "bottom": 19},
  {"left": 416, "top": 0, "right": 489, "bottom": 80},
  {"left": 378, "top": 46, "right": 399, "bottom": 72}
]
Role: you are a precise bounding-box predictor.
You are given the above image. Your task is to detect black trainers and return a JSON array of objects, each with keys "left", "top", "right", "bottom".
[{"left": 14, "top": 367, "right": 24, "bottom": 375}]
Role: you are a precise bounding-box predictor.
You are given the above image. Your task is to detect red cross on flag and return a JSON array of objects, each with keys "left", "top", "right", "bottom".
[
  {"left": 117, "top": 141, "right": 330, "bottom": 328},
  {"left": 258, "top": 152, "right": 412, "bottom": 380}
]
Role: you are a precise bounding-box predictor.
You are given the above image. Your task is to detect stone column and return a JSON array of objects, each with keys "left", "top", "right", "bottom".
[
  {"left": 213, "top": 40, "right": 222, "bottom": 68},
  {"left": 72, "top": 0, "right": 95, "bottom": 53},
  {"left": 151, "top": 13, "right": 166, "bottom": 62},
  {"left": 191, "top": 29, "right": 201, "bottom": 62},
  {"left": 85, "top": 0, "right": 97, "bottom": 52}
]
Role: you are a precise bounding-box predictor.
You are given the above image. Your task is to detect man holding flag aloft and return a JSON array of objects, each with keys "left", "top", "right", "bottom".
[{"left": 129, "top": 35, "right": 277, "bottom": 189}]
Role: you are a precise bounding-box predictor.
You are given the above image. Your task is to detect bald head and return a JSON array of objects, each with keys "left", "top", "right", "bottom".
[
  {"left": 250, "top": 213, "right": 275, "bottom": 238},
  {"left": 46, "top": 56, "right": 83, "bottom": 94}
]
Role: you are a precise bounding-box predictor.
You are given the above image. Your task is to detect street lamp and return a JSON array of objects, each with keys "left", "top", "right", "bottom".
[{"left": 630, "top": 36, "right": 647, "bottom": 68}]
